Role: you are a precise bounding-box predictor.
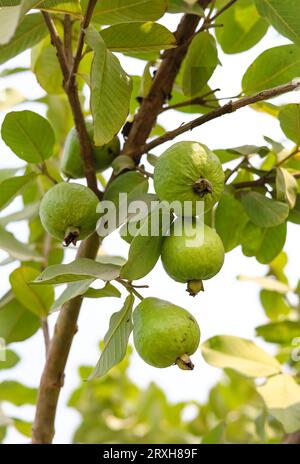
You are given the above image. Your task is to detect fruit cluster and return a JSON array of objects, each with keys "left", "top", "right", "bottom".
[{"left": 39, "top": 125, "right": 225, "bottom": 370}]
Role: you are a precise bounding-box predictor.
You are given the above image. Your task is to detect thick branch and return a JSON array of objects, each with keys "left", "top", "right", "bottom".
[
  {"left": 131, "top": 81, "right": 300, "bottom": 158},
  {"left": 32, "top": 234, "right": 101, "bottom": 444},
  {"left": 33, "top": 4, "right": 102, "bottom": 444},
  {"left": 123, "top": 1, "right": 212, "bottom": 162}
]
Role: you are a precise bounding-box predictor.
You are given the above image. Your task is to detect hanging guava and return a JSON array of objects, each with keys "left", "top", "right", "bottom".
[
  {"left": 133, "top": 297, "right": 200, "bottom": 370},
  {"left": 39, "top": 182, "right": 99, "bottom": 246},
  {"left": 161, "top": 218, "right": 225, "bottom": 295},
  {"left": 61, "top": 120, "right": 120, "bottom": 179},
  {"left": 154, "top": 141, "right": 224, "bottom": 215}
]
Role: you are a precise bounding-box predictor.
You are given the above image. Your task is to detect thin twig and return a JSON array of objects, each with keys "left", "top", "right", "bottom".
[
  {"left": 276, "top": 146, "right": 300, "bottom": 167},
  {"left": 210, "top": 0, "right": 238, "bottom": 22},
  {"left": 63, "top": 15, "right": 73, "bottom": 67},
  {"left": 66, "top": 0, "right": 97, "bottom": 90},
  {"left": 160, "top": 88, "right": 220, "bottom": 113},
  {"left": 41, "top": 318, "right": 50, "bottom": 355},
  {"left": 130, "top": 81, "right": 300, "bottom": 158},
  {"left": 232, "top": 172, "right": 300, "bottom": 189}
]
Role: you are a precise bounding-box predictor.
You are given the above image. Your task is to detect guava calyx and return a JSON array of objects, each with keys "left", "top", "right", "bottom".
[
  {"left": 64, "top": 226, "right": 80, "bottom": 247},
  {"left": 175, "top": 354, "right": 194, "bottom": 371},
  {"left": 192, "top": 178, "right": 213, "bottom": 197},
  {"left": 187, "top": 279, "right": 204, "bottom": 297}
]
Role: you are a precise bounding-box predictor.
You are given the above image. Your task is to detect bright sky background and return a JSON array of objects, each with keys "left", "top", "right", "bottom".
[{"left": 0, "top": 13, "right": 299, "bottom": 443}]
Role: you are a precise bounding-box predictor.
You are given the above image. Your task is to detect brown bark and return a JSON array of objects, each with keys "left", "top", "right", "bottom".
[{"left": 123, "top": 2, "right": 211, "bottom": 161}]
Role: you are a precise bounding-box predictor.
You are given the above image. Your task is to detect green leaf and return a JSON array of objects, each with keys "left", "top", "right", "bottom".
[
  {"left": 34, "top": 45, "right": 64, "bottom": 95},
  {"left": 255, "top": 0, "right": 300, "bottom": 46},
  {"left": 238, "top": 275, "right": 291, "bottom": 293},
  {"left": 10, "top": 266, "right": 54, "bottom": 317},
  {"left": 86, "top": 0, "right": 166, "bottom": 25},
  {"left": 242, "top": 44, "right": 300, "bottom": 94},
  {"left": 0, "top": 1, "right": 37, "bottom": 45},
  {"left": 0, "top": 201, "right": 39, "bottom": 226},
  {"left": 241, "top": 191, "right": 289, "bottom": 227},
  {"left": 0, "top": 227, "right": 42, "bottom": 261},
  {"left": 0, "top": 298, "right": 40, "bottom": 343},
  {"left": 89, "top": 294, "right": 134, "bottom": 379},
  {"left": 0, "top": 13, "right": 47, "bottom": 65},
  {"left": 0, "top": 87, "right": 24, "bottom": 111},
  {"left": 260, "top": 289, "right": 291, "bottom": 321},
  {"left": 32, "top": 258, "right": 121, "bottom": 285},
  {"left": 216, "top": 0, "right": 268, "bottom": 54},
  {"left": 276, "top": 167, "right": 298, "bottom": 209},
  {"left": 201, "top": 335, "right": 282, "bottom": 378},
  {"left": 51, "top": 280, "right": 120, "bottom": 312},
  {"left": 1, "top": 110, "right": 55, "bottom": 163},
  {"left": 202, "top": 422, "right": 225, "bottom": 444},
  {"left": 0, "top": 380, "right": 36, "bottom": 405},
  {"left": 168, "top": 0, "right": 204, "bottom": 16},
  {"left": 289, "top": 194, "right": 300, "bottom": 224},
  {"left": 0, "top": 174, "right": 37, "bottom": 211},
  {"left": 182, "top": 32, "right": 218, "bottom": 96},
  {"left": 256, "top": 321, "right": 300, "bottom": 344},
  {"left": 0, "top": 349, "right": 20, "bottom": 370},
  {"left": 120, "top": 203, "right": 171, "bottom": 280},
  {"left": 13, "top": 418, "right": 32, "bottom": 438},
  {"left": 215, "top": 193, "right": 249, "bottom": 252},
  {"left": 51, "top": 279, "right": 95, "bottom": 312},
  {"left": 279, "top": 104, "right": 300, "bottom": 145},
  {"left": 257, "top": 374, "right": 300, "bottom": 433},
  {"left": 100, "top": 22, "right": 176, "bottom": 53},
  {"left": 241, "top": 221, "right": 287, "bottom": 264},
  {"left": 112, "top": 155, "right": 135, "bottom": 175},
  {"left": 86, "top": 28, "right": 132, "bottom": 146},
  {"left": 84, "top": 282, "right": 121, "bottom": 299}
]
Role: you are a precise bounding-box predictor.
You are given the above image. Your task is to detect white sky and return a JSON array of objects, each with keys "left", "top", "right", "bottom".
[{"left": 0, "top": 14, "right": 299, "bottom": 443}]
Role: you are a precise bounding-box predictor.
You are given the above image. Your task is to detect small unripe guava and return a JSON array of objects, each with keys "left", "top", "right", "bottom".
[
  {"left": 39, "top": 182, "right": 99, "bottom": 245},
  {"left": 61, "top": 120, "right": 120, "bottom": 179},
  {"left": 133, "top": 297, "right": 200, "bottom": 370},
  {"left": 154, "top": 141, "right": 224, "bottom": 214},
  {"left": 161, "top": 218, "right": 225, "bottom": 295}
]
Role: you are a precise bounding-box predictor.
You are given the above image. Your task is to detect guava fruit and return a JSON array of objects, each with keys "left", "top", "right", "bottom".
[
  {"left": 161, "top": 218, "right": 225, "bottom": 295},
  {"left": 39, "top": 182, "right": 99, "bottom": 246},
  {"left": 133, "top": 297, "right": 200, "bottom": 370},
  {"left": 61, "top": 120, "right": 120, "bottom": 179},
  {"left": 154, "top": 141, "right": 224, "bottom": 214}
]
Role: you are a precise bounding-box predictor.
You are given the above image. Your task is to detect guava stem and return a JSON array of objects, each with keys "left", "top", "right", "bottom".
[
  {"left": 64, "top": 227, "right": 80, "bottom": 247},
  {"left": 187, "top": 280, "right": 204, "bottom": 296},
  {"left": 192, "top": 178, "right": 213, "bottom": 197},
  {"left": 175, "top": 354, "right": 194, "bottom": 371}
]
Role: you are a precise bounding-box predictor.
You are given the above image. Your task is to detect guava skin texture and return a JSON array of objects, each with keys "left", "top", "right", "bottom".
[
  {"left": 61, "top": 120, "right": 120, "bottom": 179},
  {"left": 39, "top": 182, "right": 99, "bottom": 245},
  {"left": 161, "top": 219, "right": 225, "bottom": 290},
  {"left": 133, "top": 297, "right": 200, "bottom": 370},
  {"left": 154, "top": 141, "right": 224, "bottom": 214}
]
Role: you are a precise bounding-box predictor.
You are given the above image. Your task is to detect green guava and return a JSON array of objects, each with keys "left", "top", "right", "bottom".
[
  {"left": 133, "top": 297, "right": 200, "bottom": 370},
  {"left": 154, "top": 141, "right": 224, "bottom": 214},
  {"left": 61, "top": 120, "right": 120, "bottom": 179},
  {"left": 39, "top": 182, "right": 99, "bottom": 246},
  {"left": 161, "top": 218, "right": 225, "bottom": 295}
]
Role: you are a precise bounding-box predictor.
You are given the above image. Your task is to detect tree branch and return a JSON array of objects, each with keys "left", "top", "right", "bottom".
[
  {"left": 66, "top": 0, "right": 98, "bottom": 90},
  {"left": 130, "top": 81, "right": 300, "bottom": 158},
  {"left": 123, "top": 1, "right": 212, "bottom": 162},
  {"left": 32, "top": 233, "right": 101, "bottom": 444},
  {"left": 33, "top": 4, "right": 102, "bottom": 443},
  {"left": 42, "top": 11, "right": 99, "bottom": 195}
]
